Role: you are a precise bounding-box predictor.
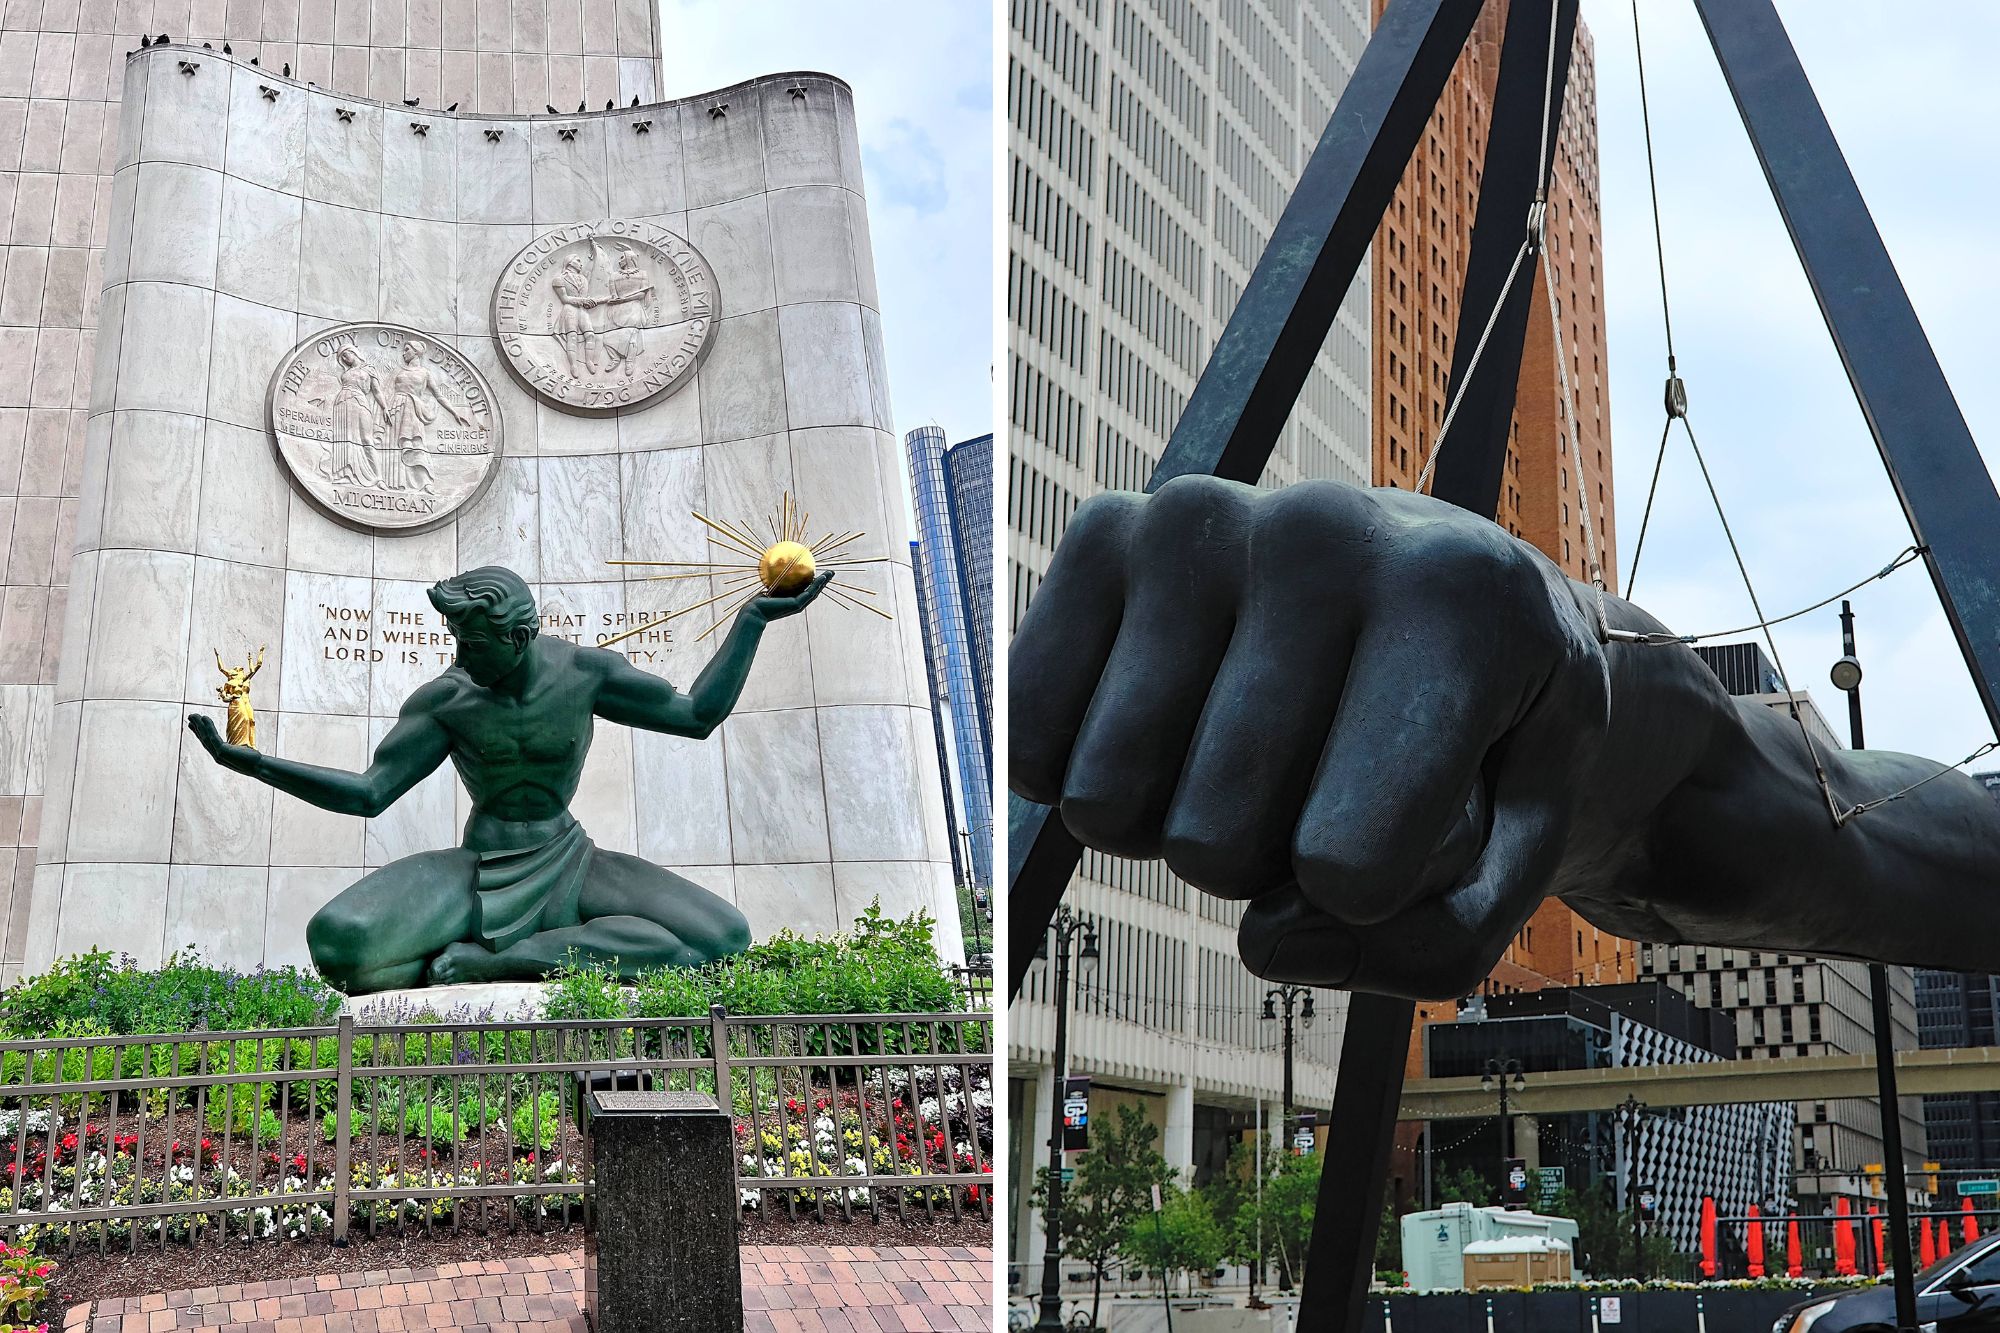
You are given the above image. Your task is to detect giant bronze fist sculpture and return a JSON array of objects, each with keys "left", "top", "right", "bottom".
[{"left": 1011, "top": 476, "right": 2000, "bottom": 999}]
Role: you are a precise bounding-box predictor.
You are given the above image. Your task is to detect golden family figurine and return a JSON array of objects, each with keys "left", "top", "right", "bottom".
[{"left": 213, "top": 646, "right": 266, "bottom": 750}]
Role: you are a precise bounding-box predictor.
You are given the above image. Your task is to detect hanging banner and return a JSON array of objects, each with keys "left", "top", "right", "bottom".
[
  {"left": 1637, "top": 1183, "right": 1660, "bottom": 1222},
  {"left": 1503, "top": 1157, "right": 1529, "bottom": 1207},
  {"left": 1062, "top": 1076, "right": 1091, "bottom": 1152},
  {"left": 1293, "top": 1112, "right": 1318, "bottom": 1155}
]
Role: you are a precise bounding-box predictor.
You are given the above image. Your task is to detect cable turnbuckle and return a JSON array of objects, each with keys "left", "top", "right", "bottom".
[{"left": 1664, "top": 374, "right": 1688, "bottom": 420}]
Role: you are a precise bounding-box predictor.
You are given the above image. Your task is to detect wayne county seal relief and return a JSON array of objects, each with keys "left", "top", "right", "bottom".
[{"left": 491, "top": 219, "right": 718, "bottom": 416}]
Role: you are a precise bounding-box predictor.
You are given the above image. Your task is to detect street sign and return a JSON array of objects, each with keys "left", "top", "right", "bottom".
[
  {"left": 1600, "top": 1296, "right": 1622, "bottom": 1324},
  {"left": 1960, "top": 1180, "right": 2000, "bottom": 1196},
  {"left": 1534, "top": 1167, "right": 1565, "bottom": 1207},
  {"left": 1062, "top": 1075, "right": 1090, "bottom": 1152},
  {"left": 1061, "top": 1168, "right": 1075, "bottom": 1183}
]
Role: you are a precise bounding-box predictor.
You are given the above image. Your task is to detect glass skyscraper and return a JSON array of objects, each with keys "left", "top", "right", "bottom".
[
  {"left": 943, "top": 435, "right": 995, "bottom": 776},
  {"left": 906, "top": 426, "right": 995, "bottom": 904}
]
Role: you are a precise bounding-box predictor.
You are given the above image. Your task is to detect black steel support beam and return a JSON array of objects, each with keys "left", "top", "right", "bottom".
[
  {"left": 1298, "top": 6, "right": 1575, "bottom": 1327},
  {"left": 1428, "top": 0, "right": 1576, "bottom": 509},
  {"left": 1694, "top": 0, "right": 2000, "bottom": 736}
]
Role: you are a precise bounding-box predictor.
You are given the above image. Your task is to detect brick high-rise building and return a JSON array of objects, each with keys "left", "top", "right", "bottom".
[{"left": 1372, "top": 7, "right": 1621, "bottom": 967}]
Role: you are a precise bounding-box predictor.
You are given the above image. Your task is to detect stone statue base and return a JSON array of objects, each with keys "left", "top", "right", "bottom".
[{"left": 340, "top": 981, "right": 561, "bottom": 1025}]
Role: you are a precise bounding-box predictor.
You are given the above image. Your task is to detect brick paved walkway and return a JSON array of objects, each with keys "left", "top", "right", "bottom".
[{"left": 64, "top": 1244, "right": 993, "bottom": 1332}]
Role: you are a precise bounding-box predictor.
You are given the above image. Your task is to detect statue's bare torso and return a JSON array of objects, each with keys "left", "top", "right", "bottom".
[{"left": 188, "top": 565, "right": 831, "bottom": 993}]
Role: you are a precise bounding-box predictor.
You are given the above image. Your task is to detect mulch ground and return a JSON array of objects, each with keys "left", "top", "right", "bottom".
[{"left": 47, "top": 1212, "right": 993, "bottom": 1310}]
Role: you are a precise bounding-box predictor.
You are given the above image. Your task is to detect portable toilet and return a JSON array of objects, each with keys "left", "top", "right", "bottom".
[
  {"left": 1462, "top": 1236, "right": 1574, "bottom": 1288},
  {"left": 1399, "top": 1202, "right": 1583, "bottom": 1292}
]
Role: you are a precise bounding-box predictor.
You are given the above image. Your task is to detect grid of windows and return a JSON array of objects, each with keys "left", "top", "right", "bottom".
[
  {"left": 908, "top": 428, "right": 995, "bottom": 898},
  {"left": 1008, "top": 0, "right": 1372, "bottom": 1135},
  {"left": 943, "top": 437, "right": 995, "bottom": 783}
]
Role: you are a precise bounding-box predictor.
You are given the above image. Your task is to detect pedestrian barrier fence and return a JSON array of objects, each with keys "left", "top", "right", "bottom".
[{"left": 0, "top": 1005, "right": 994, "bottom": 1253}]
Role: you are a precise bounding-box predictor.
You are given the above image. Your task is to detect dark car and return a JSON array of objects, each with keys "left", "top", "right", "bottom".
[{"left": 1773, "top": 1232, "right": 2000, "bottom": 1330}]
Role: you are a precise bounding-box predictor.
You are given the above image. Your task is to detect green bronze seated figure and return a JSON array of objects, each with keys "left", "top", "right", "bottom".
[{"left": 187, "top": 565, "right": 830, "bottom": 993}]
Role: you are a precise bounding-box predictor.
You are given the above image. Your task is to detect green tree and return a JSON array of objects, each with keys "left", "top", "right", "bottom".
[
  {"left": 1028, "top": 1103, "right": 1174, "bottom": 1328},
  {"left": 1250, "top": 1148, "right": 1324, "bottom": 1289},
  {"left": 1200, "top": 1138, "right": 1286, "bottom": 1300},
  {"left": 1434, "top": 1164, "right": 1496, "bottom": 1206},
  {"left": 1122, "top": 1186, "right": 1227, "bottom": 1298},
  {"left": 1375, "top": 1201, "right": 1405, "bottom": 1277}
]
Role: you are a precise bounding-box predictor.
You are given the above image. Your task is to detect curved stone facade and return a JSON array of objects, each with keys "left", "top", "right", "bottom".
[{"left": 23, "top": 47, "right": 956, "bottom": 975}]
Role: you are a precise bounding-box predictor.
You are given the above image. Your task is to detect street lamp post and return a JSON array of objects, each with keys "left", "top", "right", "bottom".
[
  {"left": 1262, "top": 986, "right": 1315, "bottom": 1292},
  {"left": 1261, "top": 986, "right": 1317, "bottom": 1147},
  {"left": 1480, "top": 1058, "right": 1525, "bottom": 1164},
  {"left": 1035, "top": 906, "right": 1099, "bottom": 1332},
  {"left": 1620, "top": 1094, "right": 1647, "bottom": 1278},
  {"left": 1834, "top": 600, "right": 1920, "bottom": 1333}
]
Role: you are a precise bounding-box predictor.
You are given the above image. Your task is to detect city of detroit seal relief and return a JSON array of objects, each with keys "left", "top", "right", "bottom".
[
  {"left": 266, "top": 323, "right": 501, "bottom": 536},
  {"left": 492, "top": 220, "right": 719, "bottom": 416}
]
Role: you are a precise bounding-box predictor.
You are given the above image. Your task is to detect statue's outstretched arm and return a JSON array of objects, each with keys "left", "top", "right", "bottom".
[
  {"left": 592, "top": 572, "right": 832, "bottom": 739},
  {"left": 187, "top": 678, "right": 453, "bottom": 817},
  {"left": 1010, "top": 475, "right": 2000, "bottom": 999}
]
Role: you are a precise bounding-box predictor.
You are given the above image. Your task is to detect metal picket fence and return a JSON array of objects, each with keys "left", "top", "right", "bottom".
[{"left": 0, "top": 1005, "right": 993, "bottom": 1253}]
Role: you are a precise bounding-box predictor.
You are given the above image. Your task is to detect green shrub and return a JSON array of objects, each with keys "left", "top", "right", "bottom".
[
  {"left": 541, "top": 956, "right": 629, "bottom": 1022},
  {"left": 0, "top": 948, "right": 339, "bottom": 1039},
  {"left": 511, "top": 1091, "right": 564, "bottom": 1153},
  {"left": 552, "top": 902, "right": 967, "bottom": 1021}
]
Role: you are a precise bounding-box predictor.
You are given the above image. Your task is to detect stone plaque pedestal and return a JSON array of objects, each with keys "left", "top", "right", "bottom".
[{"left": 585, "top": 1090, "right": 741, "bottom": 1332}]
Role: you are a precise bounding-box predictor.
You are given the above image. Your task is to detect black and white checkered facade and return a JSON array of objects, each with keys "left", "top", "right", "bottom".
[{"left": 1613, "top": 1016, "right": 1796, "bottom": 1252}]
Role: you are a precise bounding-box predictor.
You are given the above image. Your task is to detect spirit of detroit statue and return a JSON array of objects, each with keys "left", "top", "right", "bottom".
[
  {"left": 1011, "top": 475, "right": 2000, "bottom": 1000},
  {"left": 188, "top": 565, "right": 829, "bottom": 993}
]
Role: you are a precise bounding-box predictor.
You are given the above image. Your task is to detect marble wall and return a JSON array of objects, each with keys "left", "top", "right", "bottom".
[
  {"left": 0, "top": 0, "right": 664, "bottom": 975},
  {"left": 19, "top": 46, "right": 957, "bottom": 979}
]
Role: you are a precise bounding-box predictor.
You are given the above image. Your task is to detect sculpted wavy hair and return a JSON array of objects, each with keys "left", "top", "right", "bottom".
[{"left": 427, "top": 567, "right": 541, "bottom": 647}]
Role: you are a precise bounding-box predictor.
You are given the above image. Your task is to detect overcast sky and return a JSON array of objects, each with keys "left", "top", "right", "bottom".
[
  {"left": 657, "top": 0, "right": 995, "bottom": 495},
  {"left": 1581, "top": 0, "right": 2000, "bottom": 770}
]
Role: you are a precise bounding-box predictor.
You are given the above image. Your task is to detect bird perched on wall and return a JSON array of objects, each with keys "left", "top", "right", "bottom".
[
  {"left": 221, "top": 41, "right": 230, "bottom": 53},
  {"left": 546, "top": 104, "right": 557, "bottom": 114},
  {"left": 282, "top": 62, "right": 289, "bottom": 76},
  {"left": 248, "top": 56, "right": 258, "bottom": 64},
  {"left": 403, "top": 97, "right": 418, "bottom": 106},
  {"left": 156, "top": 33, "right": 168, "bottom": 43},
  {"left": 576, "top": 99, "right": 585, "bottom": 112},
  {"left": 446, "top": 102, "right": 458, "bottom": 111}
]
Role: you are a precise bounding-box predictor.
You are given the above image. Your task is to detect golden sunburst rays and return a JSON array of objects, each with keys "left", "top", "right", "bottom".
[{"left": 602, "top": 492, "right": 896, "bottom": 647}]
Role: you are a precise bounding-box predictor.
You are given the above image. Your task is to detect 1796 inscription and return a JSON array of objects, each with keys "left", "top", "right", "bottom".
[
  {"left": 267, "top": 324, "right": 501, "bottom": 535},
  {"left": 492, "top": 220, "right": 718, "bottom": 416}
]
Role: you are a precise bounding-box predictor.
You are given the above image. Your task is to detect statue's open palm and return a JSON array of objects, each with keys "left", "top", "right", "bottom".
[{"left": 1010, "top": 476, "right": 1612, "bottom": 999}]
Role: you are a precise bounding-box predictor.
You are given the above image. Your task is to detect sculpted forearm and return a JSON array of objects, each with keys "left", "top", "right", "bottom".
[
  {"left": 1554, "top": 579, "right": 2000, "bottom": 970},
  {"left": 679, "top": 612, "right": 766, "bottom": 736},
  {"left": 237, "top": 751, "right": 399, "bottom": 818}
]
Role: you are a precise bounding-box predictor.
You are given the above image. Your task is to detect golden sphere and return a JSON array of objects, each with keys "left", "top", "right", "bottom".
[{"left": 759, "top": 540, "right": 816, "bottom": 596}]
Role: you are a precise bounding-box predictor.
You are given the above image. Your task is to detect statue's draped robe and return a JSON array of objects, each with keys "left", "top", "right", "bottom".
[{"left": 474, "top": 814, "right": 594, "bottom": 951}]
